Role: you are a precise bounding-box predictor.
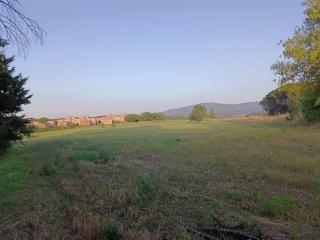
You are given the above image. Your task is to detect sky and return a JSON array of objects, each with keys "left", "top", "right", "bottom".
[{"left": 11, "top": 0, "right": 305, "bottom": 118}]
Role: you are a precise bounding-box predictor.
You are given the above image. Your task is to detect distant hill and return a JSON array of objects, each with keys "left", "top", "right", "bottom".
[{"left": 163, "top": 102, "right": 263, "bottom": 117}]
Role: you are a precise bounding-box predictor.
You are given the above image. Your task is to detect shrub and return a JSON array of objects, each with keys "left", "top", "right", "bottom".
[
  {"left": 138, "top": 175, "right": 157, "bottom": 204},
  {"left": 125, "top": 114, "right": 141, "bottom": 122},
  {"left": 259, "top": 193, "right": 295, "bottom": 217},
  {"left": 99, "top": 223, "right": 122, "bottom": 240},
  {"left": 227, "top": 190, "right": 244, "bottom": 202},
  {"left": 126, "top": 112, "right": 166, "bottom": 122}
]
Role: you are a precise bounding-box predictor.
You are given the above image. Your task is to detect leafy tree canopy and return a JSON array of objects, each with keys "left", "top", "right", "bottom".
[
  {"left": 189, "top": 104, "right": 208, "bottom": 121},
  {"left": 208, "top": 109, "right": 216, "bottom": 119},
  {"left": 260, "top": 90, "right": 289, "bottom": 116},
  {"left": 272, "top": 0, "right": 320, "bottom": 85},
  {"left": 38, "top": 117, "right": 49, "bottom": 124}
]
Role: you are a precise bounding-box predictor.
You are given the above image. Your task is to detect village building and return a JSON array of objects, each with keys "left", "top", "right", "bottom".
[
  {"left": 56, "top": 118, "right": 70, "bottom": 128},
  {"left": 30, "top": 113, "right": 127, "bottom": 129},
  {"left": 78, "top": 116, "right": 91, "bottom": 126},
  {"left": 28, "top": 118, "right": 57, "bottom": 129},
  {"left": 46, "top": 120, "right": 57, "bottom": 128},
  {"left": 112, "top": 114, "right": 126, "bottom": 123},
  {"left": 95, "top": 115, "right": 113, "bottom": 125}
]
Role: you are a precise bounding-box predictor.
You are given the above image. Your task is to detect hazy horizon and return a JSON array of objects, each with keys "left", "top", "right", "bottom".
[
  {"left": 25, "top": 100, "right": 261, "bottom": 119},
  {"left": 9, "top": 0, "right": 304, "bottom": 118}
]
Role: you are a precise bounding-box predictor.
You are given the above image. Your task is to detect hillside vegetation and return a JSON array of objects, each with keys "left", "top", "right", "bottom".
[{"left": 0, "top": 118, "right": 319, "bottom": 239}]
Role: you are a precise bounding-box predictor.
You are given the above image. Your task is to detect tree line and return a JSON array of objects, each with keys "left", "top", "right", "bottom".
[
  {"left": 261, "top": 0, "right": 320, "bottom": 122},
  {"left": 125, "top": 112, "right": 166, "bottom": 122}
]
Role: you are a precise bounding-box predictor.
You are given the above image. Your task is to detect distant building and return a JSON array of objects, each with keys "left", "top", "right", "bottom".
[
  {"left": 95, "top": 115, "right": 113, "bottom": 125},
  {"left": 28, "top": 118, "right": 43, "bottom": 128},
  {"left": 28, "top": 118, "right": 56, "bottom": 129},
  {"left": 112, "top": 114, "right": 126, "bottom": 123},
  {"left": 78, "top": 116, "right": 90, "bottom": 126},
  {"left": 46, "top": 120, "right": 57, "bottom": 128},
  {"left": 56, "top": 118, "right": 70, "bottom": 128},
  {"left": 29, "top": 113, "right": 126, "bottom": 129}
]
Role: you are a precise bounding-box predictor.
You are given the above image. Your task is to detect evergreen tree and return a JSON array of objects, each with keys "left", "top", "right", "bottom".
[{"left": 0, "top": 39, "right": 32, "bottom": 154}]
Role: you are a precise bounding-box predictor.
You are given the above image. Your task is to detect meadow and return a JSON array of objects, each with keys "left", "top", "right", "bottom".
[{"left": 0, "top": 118, "right": 319, "bottom": 239}]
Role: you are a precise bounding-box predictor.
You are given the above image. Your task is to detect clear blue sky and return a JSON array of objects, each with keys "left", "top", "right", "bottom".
[{"left": 13, "top": 0, "right": 304, "bottom": 118}]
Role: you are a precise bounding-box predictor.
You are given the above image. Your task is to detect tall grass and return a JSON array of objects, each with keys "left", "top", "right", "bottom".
[{"left": 0, "top": 119, "right": 319, "bottom": 239}]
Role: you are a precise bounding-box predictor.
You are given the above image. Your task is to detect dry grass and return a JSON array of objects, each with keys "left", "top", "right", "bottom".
[
  {"left": 69, "top": 208, "right": 100, "bottom": 240},
  {"left": 1, "top": 118, "right": 320, "bottom": 239},
  {"left": 219, "top": 114, "right": 288, "bottom": 123}
]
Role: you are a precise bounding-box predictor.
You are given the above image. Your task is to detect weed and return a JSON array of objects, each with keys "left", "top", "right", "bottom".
[
  {"left": 99, "top": 223, "right": 122, "bottom": 240},
  {"left": 137, "top": 175, "right": 158, "bottom": 205},
  {"left": 259, "top": 193, "right": 296, "bottom": 217},
  {"left": 39, "top": 164, "right": 58, "bottom": 176},
  {"left": 250, "top": 191, "right": 262, "bottom": 201},
  {"left": 227, "top": 190, "right": 244, "bottom": 202},
  {"left": 313, "top": 182, "right": 320, "bottom": 197}
]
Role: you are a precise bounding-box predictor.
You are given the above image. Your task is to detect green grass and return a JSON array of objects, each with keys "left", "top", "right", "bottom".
[{"left": 0, "top": 119, "right": 320, "bottom": 239}]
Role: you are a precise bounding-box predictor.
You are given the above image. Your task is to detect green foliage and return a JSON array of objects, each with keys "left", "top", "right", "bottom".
[
  {"left": 126, "top": 112, "right": 166, "bottom": 122},
  {"left": 271, "top": 0, "right": 320, "bottom": 122},
  {"left": 125, "top": 114, "right": 141, "bottom": 122},
  {"left": 141, "top": 112, "right": 166, "bottom": 121},
  {"left": 261, "top": 83, "right": 305, "bottom": 118},
  {"left": 39, "top": 164, "right": 58, "bottom": 176},
  {"left": 189, "top": 104, "right": 208, "bottom": 121},
  {"left": 300, "top": 84, "right": 320, "bottom": 122},
  {"left": 278, "top": 83, "right": 305, "bottom": 119},
  {"left": 259, "top": 193, "right": 295, "bottom": 217},
  {"left": 137, "top": 175, "right": 157, "bottom": 204},
  {"left": 99, "top": 223, "right": 121, "bottom": 240},
  {"left": 208, "top": 109, "right": 216, "bottom": 119},
  {"left": 0, "top": 39, "right": 32, "bottom": 154},
  {"left": 272, "top": 0, "right": 320, "bottom": 85},
  {"left": 38, "top": 117, "right": 49, "bottom": 124},
  {"left": 260, "top": 90, "right": 289, "bottom": 115},
  {"left": 227, "top": 190, "right": 244, "bottom": 202}
]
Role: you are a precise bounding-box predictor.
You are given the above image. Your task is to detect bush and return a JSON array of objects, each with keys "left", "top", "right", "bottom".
[
  {"left": 259, "top": 193, "right": 295, "bottom": 217},
  {"left": 99, "top": 223, "right": 122, "bottom": 240},
  {"left": 126, "top": 112, "right": 166, "bottom": 122},
  {"left": 125, "top": 114, "right": 141, "bottom": 122}
]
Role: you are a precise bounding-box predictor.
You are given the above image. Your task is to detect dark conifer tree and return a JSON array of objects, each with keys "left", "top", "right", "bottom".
[{"left": 0, "top": 39, "right": 32, "bottom": 154}]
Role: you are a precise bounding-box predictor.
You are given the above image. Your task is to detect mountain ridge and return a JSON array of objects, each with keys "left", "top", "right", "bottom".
[{"left": 162, "top": 101, "right": 263, "bottom": 117}]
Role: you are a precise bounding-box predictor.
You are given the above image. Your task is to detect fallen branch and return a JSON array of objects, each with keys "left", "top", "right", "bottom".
[
  {"left": 186, "top": 214, "right": 262, "bottom": 240},
  {"left": 186, "top": 228, "right": 218, "bottom": 240},
  {"left": 200, "top": 227, "right": 262, "bottom": 240}
]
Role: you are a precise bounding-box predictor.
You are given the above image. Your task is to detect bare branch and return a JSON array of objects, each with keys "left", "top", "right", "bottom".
[{"left": 0, "top": 0, "right": 46, "bottom": 56}]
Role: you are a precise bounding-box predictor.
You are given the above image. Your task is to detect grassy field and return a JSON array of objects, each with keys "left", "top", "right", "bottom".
[{"left": 0, "top": 119, "right": 319, "bottom": 239}]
